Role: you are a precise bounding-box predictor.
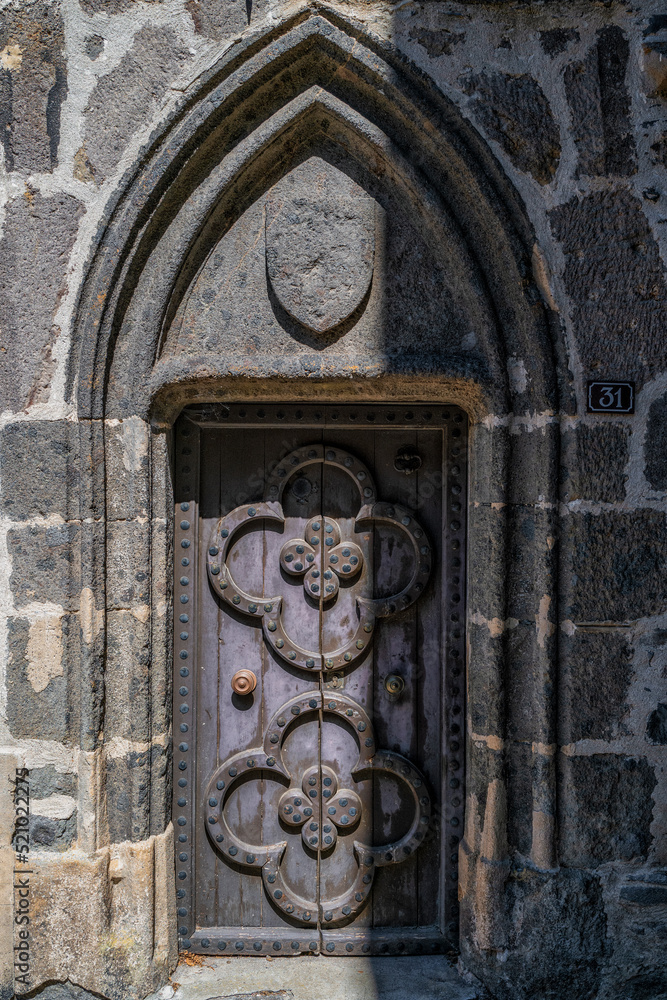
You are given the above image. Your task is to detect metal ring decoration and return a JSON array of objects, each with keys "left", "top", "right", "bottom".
[
  {"left": 206, "top": 446, "right": 431, "bottom": 672},
  {"left": 204, "top": 693, "right": 431, "bottom": 928}
]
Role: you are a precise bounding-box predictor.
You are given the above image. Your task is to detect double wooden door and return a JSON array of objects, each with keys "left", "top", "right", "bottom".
[{"left": 173, "top": 404, "right": 466, "bottom": 956}]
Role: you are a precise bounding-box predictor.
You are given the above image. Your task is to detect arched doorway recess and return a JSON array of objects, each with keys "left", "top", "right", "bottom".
[{"left": 69, "top": 7, "right": 565, "bottom": 996}]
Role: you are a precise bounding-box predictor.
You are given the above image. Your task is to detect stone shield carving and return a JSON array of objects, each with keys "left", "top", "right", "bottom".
[{"left": 265, "top": 157, "right": 375, "bottom": 333}]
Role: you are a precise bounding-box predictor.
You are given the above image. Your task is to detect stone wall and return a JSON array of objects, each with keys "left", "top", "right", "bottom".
[{"left": 0, "top": 1, "right": 665, "bottom": 999}]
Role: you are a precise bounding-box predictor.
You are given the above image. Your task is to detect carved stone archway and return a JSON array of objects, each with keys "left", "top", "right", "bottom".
[{"left": 63, "top": 7, "right": 565, "bottom": 997}]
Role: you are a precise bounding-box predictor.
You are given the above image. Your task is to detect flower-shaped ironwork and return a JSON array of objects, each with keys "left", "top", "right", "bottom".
[
  {"left": 280, "top": 517, "right": 363, "bottom": 603},
  {"left": 279, "top": 765, "right": 362, "bottom": 851},
  {"left": 206, "top": 444, "right": 432, "bottom": 673},
  {"left": 204, "top": 692, "right": 432, "bottom": 928}
]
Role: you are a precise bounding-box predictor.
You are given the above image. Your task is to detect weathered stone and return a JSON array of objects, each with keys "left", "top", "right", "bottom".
[
  {"left": 186, "top": 0, "right": 268, "bottom": 40},
  {"left": 409, "top": 26, "right": 465, "bottom": 57},
  {"left": 106, "top": 744, "right": 168, "bottom": 842},
  {"left": 104, "top": 417, "right": 150, "bottom": 519},
  {"left": 564, "top": 27, "right": 636, "bottom": 178},
  {"left": 559, "top": 755, "right": 656, "bottom": 866},
  {"left": 5, "top": 615, "right": 80, "bottom": 743},
  {"left": 0, "top": 190, "right": 84, "bottom": 412},
  {"left": 645, "top": 392, "right": 667, "bottom": 489},
  {"left": 31, "top": 767, "right": 77, "bottom": 799},
  {"left": 565, "top": 510, "right": 667, "bottom": 622},
  {"left": 560, "top": 630, "right": 633, "bottom": 741},
  {"left": 28, "top": 813, "right": 77, "bottom": 851},
  {"left": 82, "top": 25, "right": 190, "bottom": 182},
  {"left": 561, "top": 423, "right": 630, "bottom": 502},
  {"left": 646, "top": 703, "right": 667, "bottom": 745},
  {"left": 539, "top": 28, "right": 579, "bottom": 56},
  {"left": 620, "top": 883, "right": 667, "bottom": 905},
  {"left": 7, "top": 524, "right": 82, "bottom": 610},
  {"left": 549, "top": 190, "right": 667, "bottom": 387},
  {"left": 463, "top": 71, "right": 561, "bottom": 185},
  {"left": 0, "top": 420, "right": 102, "bottom": 520},
  {"left": 105, "top": 611, "right": 151, "bottom": 741},
  {"left": 0, "top": 2, "right": 67, "bottom": 172},
  {"left": 106, "top": 520, "right": 151, "bottom": 608},
  {"left": 266, "top": 158, "right": 375, "bottom": 335}
]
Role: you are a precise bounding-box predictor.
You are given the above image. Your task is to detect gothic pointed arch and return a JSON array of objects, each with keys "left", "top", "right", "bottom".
[{"left": 69, "top": 6, "right": 565, "bottom": 983}]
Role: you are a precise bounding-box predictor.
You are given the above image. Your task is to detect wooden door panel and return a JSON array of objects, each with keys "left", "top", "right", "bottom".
[{"left": 174, "top": 405, "right": 466, "bottom": 956}]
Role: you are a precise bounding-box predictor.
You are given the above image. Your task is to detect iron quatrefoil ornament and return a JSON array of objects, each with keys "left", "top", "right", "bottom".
[
  {"left": 204, "top": 443, "right": 434, "bottom": 926},
  {"left": 204, "top": 691, "right": 433, "bottom": 927},
  {"left": 205, "top": 443, "right": 433, "bottom": 672}
]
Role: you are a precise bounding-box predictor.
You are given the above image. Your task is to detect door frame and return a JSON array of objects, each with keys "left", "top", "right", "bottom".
[{"left": 171, "top": 401, "right": 468, "bottom": 955}]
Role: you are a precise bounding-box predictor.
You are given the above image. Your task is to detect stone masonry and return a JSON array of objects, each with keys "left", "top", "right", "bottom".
[{"left": 0, "top": 1, "right": 666, "bottom": 999}]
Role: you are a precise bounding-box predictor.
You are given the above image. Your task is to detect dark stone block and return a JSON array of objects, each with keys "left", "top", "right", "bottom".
[
  {"left": 560, "top": 629, "right": 633, "bottom": 741},
  {"left": 463, "top": 71, "right": 560, "bottom": 185},
  {"left": 106, "top": 521, "right": 151, "bottom": 608},
  {"left": 106, "top": 744, "right": 167, "bottom": 842},
  {"left": 564, "top": 27, "right": 635, "bottom": 178},
  {"left": 620, "top": 884, "right": 667, "bottom": 905},
  {"left": 409, "top": 27, "right": 465, "bottom": 57},
  {"left": 5, "top": 615, "right": 80, "bottom": 743},
  {"left": 597, "top": 26, "right": 636, "bottom": 177},
  {"left": 647, "top": 703, "right": 667, "bottom": 745},
  {"left": 0, "top": 420, "right": 100, "bottom": 520},
  {"left": 645, "top": 392, "right": 667, "bottom": 489},
  {"left": 28, "top": 765, "right": 77, "bottom": 799},
  {"left": 559, "top": 755, "right": 656, "bottom": 866},
  {"left": 549, "top": 190, "right": 667, "bottom": 388},
  {"left": 8, "top": 523, "right": 82, "bottom": 610},
  {"left": 539, "top": 28, "right": 579, "bottom": 56},
  {"left": 104, "top": 611, "right": 151, "bottom": 741},
  {"left": 83, "top": 25, "right": 191, "bottom": 181},
  {"left": 186, "top": 0, "right": 269, "bottom": 41},
  {"left": 0, "top": 2, "right": 66, "bottom": 173},
  {"left": 23, "top": 984, "right": 99, "bottom": 1000},
  {"left": 565, "top": 510, "right": 667, "bottom": 621},
  {"left": 0, "top": 189, "right": 84, "bottom": 412},
  {"left": 28, "top": 812, "right": 77, "bottom": 850},
  {"left": 561, "top": 423, "right": 630, "bottom": 502}
]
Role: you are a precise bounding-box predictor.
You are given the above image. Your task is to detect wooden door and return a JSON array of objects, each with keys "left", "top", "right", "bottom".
[{"left": 172, "top": 404, "right": 466, "bottom": 956}]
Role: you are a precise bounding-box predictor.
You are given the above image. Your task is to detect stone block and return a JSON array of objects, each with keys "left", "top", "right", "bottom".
[
  {"left": 560, "top": 629, "right": 633, "bottom": 741},
  {"left": 559, "top": 755, "right": 656, "bottom": 866},
  {"left": 105, "top": 611, "right": 151, "bottom": 741},
  {"left": 0, "top": 189, "right": 84, "bottom": 412},
  {"left": 565, "top": 510, "right": 667, "bottom": 622},
  {"left": 106, "top": 520, "right": 151, "bottom": 608},
  {"left": 463, "top": 71, "right": 560, "bottom": 185},
  {"left": 0, "top": 2, "right": 66, "bottom": 173},
  {"left": 561, "top": 422, "right": 630, "bottom": 502},
  {"left": 105, "top": 743, "right": 168, "bottom": 843},
  {"left": 0, "top": 420, "right": 101, "bottom": 520},
  {"left": 82, "top": 25, "right": 191, "bottom": 182},
  {"left": 6, "top": 522, "right": 103, "bottom": 611},
  {"left": 646, "top": 703, "right": 667, "bottom": 745},
  {"left": 105, "top": 417, "right": 150, "bottom": 519},
  {"left": 549, "top": 189, "right": 667, "bottom": 388},
  {"left": 186, "top": 0, "right": 269, "bottom": 41},
  {"left": 5, "top": 615, "right": 80, "bottom": 743},
  {"left": 645, "top": 391, "right": 667, "bottom": 490}
]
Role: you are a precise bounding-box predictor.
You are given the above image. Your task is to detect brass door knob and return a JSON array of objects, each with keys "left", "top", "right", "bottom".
[
  {"left": 385, "top": 674, "right": 405, "bottom": 696},
  {"left": 231, "top": 669, "right": 257, "bottom": 696}
]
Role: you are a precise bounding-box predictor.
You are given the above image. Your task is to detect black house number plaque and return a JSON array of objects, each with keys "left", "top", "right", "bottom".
[{"left": 587, "top": 381, "right": 635, "bottom": 414}]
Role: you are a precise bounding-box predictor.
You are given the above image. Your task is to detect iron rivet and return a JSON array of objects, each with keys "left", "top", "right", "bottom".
[
  {"left": 229, "top": 846, "right": 238, "bottom": 856},
  {"left": 276, "top": 639, "right": 284, "bottom": 648},
  {"left": 267, "top": 756, "right": 276, "bottom": 766},
  {"left": 216, "top": 834, "right": 224, "bottom": 843},
  {"left": 221, "top": 529, "right": 229, "bottom": 538},
  {"left": 248, "top": 604, "right": 257, "bottom": 613},
  {"left": 358, "top": 722, "right": 366, "bottom": 732},
  {"left": 180, "top": 503, "right": 189, "bottom": 511}
]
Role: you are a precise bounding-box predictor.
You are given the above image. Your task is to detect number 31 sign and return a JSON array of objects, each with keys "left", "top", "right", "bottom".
[{"left": 587, "top": 381, "right": 635, "bottom": 414}]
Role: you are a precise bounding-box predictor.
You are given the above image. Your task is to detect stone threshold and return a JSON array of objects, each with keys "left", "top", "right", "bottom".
[{"left": 145, "top": 955, "right": 484, "bottom": 1000}]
